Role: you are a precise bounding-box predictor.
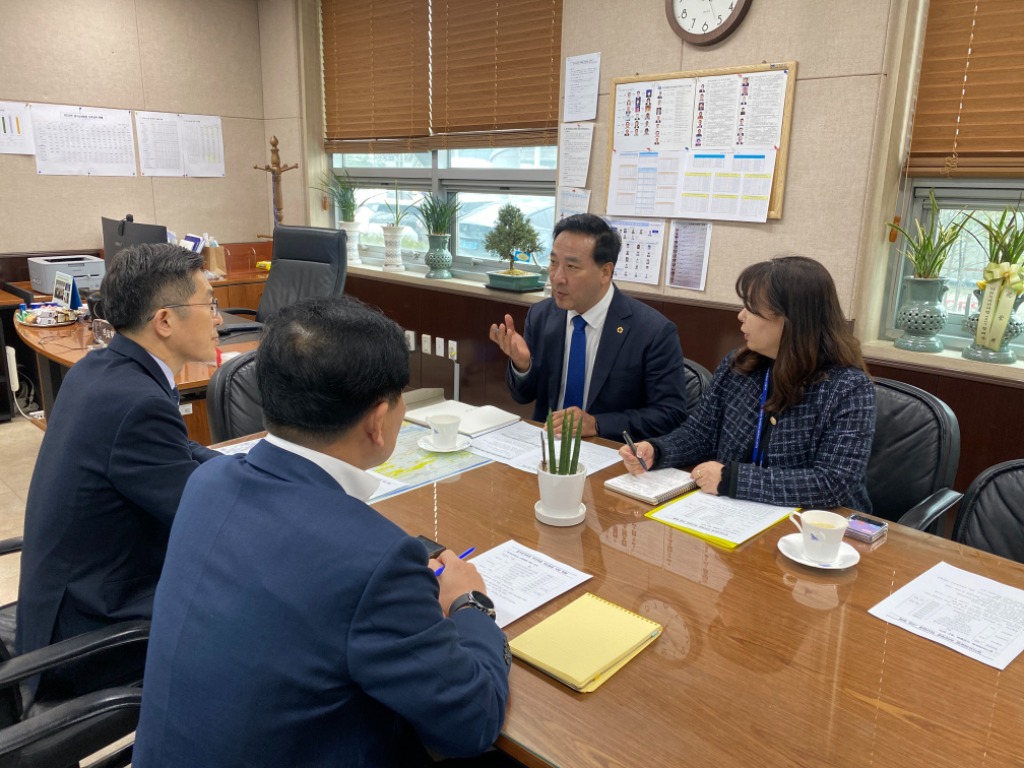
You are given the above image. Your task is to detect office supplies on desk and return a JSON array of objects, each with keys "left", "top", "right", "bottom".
[
  {"left": 405, "top": 398, "right": 519, "bottom": 438},
  {"left": 434, "top": 546, "right": 475, "bottom": 576},
  {"left": 605, "top": 467, "right": 696, "bottom": 504},
  {"left": 646, "top": 493, "right": 792, "bottom": 548},
  {"left": 509, "top": 593, "right": 661, "bottom": 692},
  {"left": 621, "top": 430, "right": 648, "bottom": 471}
]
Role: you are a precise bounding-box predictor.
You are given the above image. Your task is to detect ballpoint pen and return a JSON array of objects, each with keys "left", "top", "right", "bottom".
[
  {"left": 434, "top": 547, "right": 476, "bottom": 576},
  {"left": 622, "top": 430, "right": 649, "bottom": 472}
]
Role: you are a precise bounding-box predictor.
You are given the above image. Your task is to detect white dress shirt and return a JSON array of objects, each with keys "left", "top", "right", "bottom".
[{"left": 264, "top": 433, "right": 380, "bottom": 502}]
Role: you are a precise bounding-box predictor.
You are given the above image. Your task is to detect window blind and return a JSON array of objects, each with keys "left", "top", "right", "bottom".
[
  {"left": 909, "top": 0, "right": 1024, "bottom": 177},
  {"left": 322, "top": 0, "right": 562, "bottom": 153}
]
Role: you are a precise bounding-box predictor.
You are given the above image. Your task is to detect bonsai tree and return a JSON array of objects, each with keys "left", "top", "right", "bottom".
[
  {"left": 318, "top": 170, "right": 360, "bottom": 223},
  {"left": 415, "top": 194, "right": 462, "bottom": 236},
  {"left": 484, "top": 203, "right": 543, "bottom": 274}
]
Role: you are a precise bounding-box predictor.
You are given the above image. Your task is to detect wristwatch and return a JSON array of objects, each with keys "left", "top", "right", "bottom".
[{"left": 449, "top": 590, "right": 497, "bottom": 620}]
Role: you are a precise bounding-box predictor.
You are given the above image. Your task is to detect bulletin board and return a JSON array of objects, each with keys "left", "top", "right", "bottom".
[{"left": 606, "top": 61, "right": 797, "bottom": 222}]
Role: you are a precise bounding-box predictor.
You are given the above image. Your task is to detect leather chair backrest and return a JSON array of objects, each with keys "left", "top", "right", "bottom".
[
  {"left": 865, "top": 378, "right": 960, "bottom": 522},
  {"left": 207, "top": 350, "right": 264, "bottom": 444},
  {"left": 256, "top": 225, "right": 348, "bottom": 323},
  {"left": 683, "top": 359, "right": 712, "bottom": 414},
  {"left": 953, "top": 459, "right": 1024, "bottom": 563}
]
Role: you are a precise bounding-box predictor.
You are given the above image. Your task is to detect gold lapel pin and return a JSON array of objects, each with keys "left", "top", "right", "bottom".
[{"left": 617, "top": 326, "right": 624, "bottom": 334}]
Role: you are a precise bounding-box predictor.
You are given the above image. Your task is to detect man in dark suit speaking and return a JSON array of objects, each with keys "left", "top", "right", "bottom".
[
  {"left": 17, "top": 243, "right": 222, "bottom": 697},
  {"left": 134, "top": 297, "right": 510, "bottom": 766},
  {"left": 489, "top": 213, "right": 687, "bottom": 441}
]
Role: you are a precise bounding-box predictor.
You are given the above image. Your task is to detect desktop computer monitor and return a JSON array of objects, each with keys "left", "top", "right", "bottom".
[{"left": 101, "top": 214, "right": 168, "bottom": 259}]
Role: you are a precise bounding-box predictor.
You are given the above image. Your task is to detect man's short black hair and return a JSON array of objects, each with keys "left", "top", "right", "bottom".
[
  {"left": 257, "top": 296, "right": 410, "bottom": 442},
  {"left": 101, "top": 243, "right": 204, "bottom": 333},
  {"left": 551, "top": 213, "right": 621, "bottom": 267}
]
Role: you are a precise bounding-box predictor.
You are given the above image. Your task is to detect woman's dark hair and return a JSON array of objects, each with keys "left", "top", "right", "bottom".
[{"left": 732, "top": 255, "right": 867, "bottom": 413}]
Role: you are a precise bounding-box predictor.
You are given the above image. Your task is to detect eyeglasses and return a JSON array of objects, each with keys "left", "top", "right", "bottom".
[{"left": 147, "top": 298, "right": 219, "bottom": 321}]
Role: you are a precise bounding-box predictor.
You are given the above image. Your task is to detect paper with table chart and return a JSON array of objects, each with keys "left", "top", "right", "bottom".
[
  {"left": 646, "top": 493, "right": 792, "bottom": 548},
  {"left": 470, "top": 540, "right": 592, "bottom": 628},
  {"left": 868, "top": 561, "right": 1024, "bottom": 670},
  {"left": 468, "top": 421, "right": 621, "bottom": 476}
]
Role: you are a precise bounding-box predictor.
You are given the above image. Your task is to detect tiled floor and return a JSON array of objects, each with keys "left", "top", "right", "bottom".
[{"left": 0, "top": 415, "right": 42, "bottom": 605}]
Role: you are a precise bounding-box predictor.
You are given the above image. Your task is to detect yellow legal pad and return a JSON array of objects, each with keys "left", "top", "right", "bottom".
[{"left": 509, "top": 593, "right": 662, "bottom": 693}]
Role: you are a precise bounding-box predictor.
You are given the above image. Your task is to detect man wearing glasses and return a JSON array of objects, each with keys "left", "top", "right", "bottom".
[{"left": 17, "top": 242, "right": 223, "bottom": 699}]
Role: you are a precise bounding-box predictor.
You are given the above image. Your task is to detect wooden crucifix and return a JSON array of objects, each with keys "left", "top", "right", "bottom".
[{"left": 254, "top": 136, "right": 298, "bottom": 224}]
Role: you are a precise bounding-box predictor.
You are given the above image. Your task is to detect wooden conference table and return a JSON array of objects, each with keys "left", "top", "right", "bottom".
[{"left": 365, "top": 449, "right": 1024, "bottom": 768}]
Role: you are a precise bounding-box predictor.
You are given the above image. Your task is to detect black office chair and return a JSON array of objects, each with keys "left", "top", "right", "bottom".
[
  {"left": 0, "top": 621, "right": 149, "bottom": 768},
  {"left": 0, "top": 539, "right": 22, "bottom": 659},
  {"left": 218, "top": 224, "right": 348, "bottom": 340},
  {"left": 865, "top": 378, "right": 962, "bottom": 531},
  {"left": 207, "top": 350, "right": 263, "bottom": 444},
  {"left": 952, "top": 459, "right": 1024, "bottom": 563},
  {"left": 682, "top": 359, "right": 712, "bottom": 414}
]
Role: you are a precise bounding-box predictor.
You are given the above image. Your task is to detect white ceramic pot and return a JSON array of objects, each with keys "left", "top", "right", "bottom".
[{"left": 536, "top": 464, "right": 587, "bottom": 526}]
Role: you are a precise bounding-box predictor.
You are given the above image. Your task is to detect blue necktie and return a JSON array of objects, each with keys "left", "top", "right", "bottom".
[{"left": 563, "top": 315, "right": 587, "bottom": 409}]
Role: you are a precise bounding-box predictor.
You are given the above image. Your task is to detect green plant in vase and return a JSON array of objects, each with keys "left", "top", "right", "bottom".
[
  {"left": 484, "top": 203, "right": 543, "bottom": 275},
  {"left": 887, "top": 189, "right": 969, "bottom": 353},
  {"left": 381, "top": 185, "right": 415, "bottom": 273},
  {"left": 318, "top": 170, "right": 360, "bottom": 223},
  {"left": 415, "top": 194, "right": 462, "bottom": 279},
  {"left": 544, "top": 410, "right": 583, "bottom": 475}
]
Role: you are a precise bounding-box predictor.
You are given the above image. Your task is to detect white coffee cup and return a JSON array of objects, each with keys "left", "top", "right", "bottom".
[
  {"left": 789, "top": 509, "right": 848, "bottom": 564},
  {"left": 427, "top": 414, "right": 460, "bottom": 449}
]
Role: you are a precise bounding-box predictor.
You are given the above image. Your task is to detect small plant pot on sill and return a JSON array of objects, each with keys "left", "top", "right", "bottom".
[{"left": 486, "top": 269, "right": 545, "bottom": 292}]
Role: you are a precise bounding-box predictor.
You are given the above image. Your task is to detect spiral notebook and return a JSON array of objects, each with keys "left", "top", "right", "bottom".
[
  {"left": 509, "top": 593, "right": 662, "bottom": 692},
  {"left": 604, "top": 468, "right": 697, "bottom": 504}
]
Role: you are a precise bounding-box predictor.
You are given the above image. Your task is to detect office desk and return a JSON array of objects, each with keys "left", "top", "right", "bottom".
[
  {"left": 369, "top": 457, "right": 1024, "bottom": 768},
  {"left": 15, "top": 319, "right": 256, "bottom": 443}
]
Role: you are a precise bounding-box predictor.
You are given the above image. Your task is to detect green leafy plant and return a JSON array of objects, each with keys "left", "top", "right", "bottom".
[
  {"left": 382, "top": 184, "right": 415, "bottom": 228},
  {"left": 415, "top": 194, "right": 462, "bottom": 235},
  {"left": 483, "top": 203, "right": 543, "bottom": 273},
  {"left": 968, "top": 205, "right": 1024, "bottom": 269},
  {"left": 889, "top": 189, "right": 967, "bottom": 278},
  {"left": 318, "top": 170, "right": 360, "bottom": 223},
  {"left": 544, "top": 411, "right": 583, "bottom": 475}
]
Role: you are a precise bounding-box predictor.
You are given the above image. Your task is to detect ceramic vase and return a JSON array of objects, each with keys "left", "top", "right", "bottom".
[
  {"left": 424, "top": 234, "right": 453, "bottom": 279},
  {"left": 962, "top": 290, "right": 1024, "bottom": 364},
  {"left": 337, "top": 221, "right": 362, "bottom": 265},
  {"left": 894, "top": 277, "right": 949, "bottom": 353},
  {"left": 536, "top": 464, "right": 587, "bottom": 527},
  {"left": 381, "top": 225, "right": 405, "bottom": 272}
]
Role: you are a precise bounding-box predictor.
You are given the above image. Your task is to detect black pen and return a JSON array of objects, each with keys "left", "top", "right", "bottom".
[{"left": 622, "top": 430, "right": 649, "bottom": 472}]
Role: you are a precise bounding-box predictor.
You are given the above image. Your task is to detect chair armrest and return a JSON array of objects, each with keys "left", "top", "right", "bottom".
[
  {"left": 219, "top": 307, "right": 257, "bottom": 317},
  {"left": 0, "top": 538, "right": 22, "bottom": 557},
  {"left": 896, "top": 488, "right": 963, "bottom": 532},
  {"left": 0, "top": 621, "right": 150, "bottom": 688},
  {"left": 0, "top": 687, "right": 142, "bottom": 755}
]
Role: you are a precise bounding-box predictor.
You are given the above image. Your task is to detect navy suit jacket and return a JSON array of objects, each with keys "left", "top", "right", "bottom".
[
  {"left": 507, "top": 286, "right": 687, "bottom": 440},
  {"left": 16, "top": 334, "right": 217, "bottom": 668},
  {"left": 134, "top": 441, "right": 510, "bottom": 767}
]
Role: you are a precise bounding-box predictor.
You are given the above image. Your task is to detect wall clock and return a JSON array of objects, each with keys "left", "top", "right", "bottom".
[{"left": 665, "top": 0, "right": 754, "bottom": 46}]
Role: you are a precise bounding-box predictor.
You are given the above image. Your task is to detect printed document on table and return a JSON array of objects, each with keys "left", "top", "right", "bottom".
[
  {"left": 470, "top": 422, "right": 621, "bottom": 476},
  {"left": 647, "top": 493, "right": 792, "bottom": 548},
  {"left": 471, "top": 540, "right": 592, "bottom": 628},
  {"left": 869, "top": 561, "right": 1024, "bottom": 670},
  {"left": 215, "top": 437, "right": 262, "bottom": 456}
]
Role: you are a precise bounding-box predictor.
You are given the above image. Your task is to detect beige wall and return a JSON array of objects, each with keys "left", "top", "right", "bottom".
[
  {"left": 0, "top": 0, "right": 283, "bottom": 251},
  {"left": 561, "top": 0, "right": 922, "bottom": 315}
]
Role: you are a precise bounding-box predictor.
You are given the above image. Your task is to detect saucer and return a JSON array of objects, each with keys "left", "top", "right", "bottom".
[
  {"left": 417, "top": 434, "right": 471, "bottom": 453},
  {"left": 777, "top": 533, "right": 860, "bottom": 570},
  {"left": 534, "top": 500, "right": 587, "bottom": 527}
]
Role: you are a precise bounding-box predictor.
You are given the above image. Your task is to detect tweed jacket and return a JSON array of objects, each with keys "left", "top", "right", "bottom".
[{"left": 650, "top": 354, "right": 876, "bottom": 512}]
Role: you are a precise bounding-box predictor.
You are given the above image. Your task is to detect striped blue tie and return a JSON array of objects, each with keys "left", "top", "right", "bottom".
[{"left": 563, "top": 315, "right": 587, "bottom": 409}]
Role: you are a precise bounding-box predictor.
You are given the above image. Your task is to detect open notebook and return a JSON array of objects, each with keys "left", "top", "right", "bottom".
[
  {"left": 404, "top": 392, "right": 519, "bottom": 438},
  {"left": 509, "top": 593, "right": 662, "bottom": 693},
  {"left": 604, "top": 468, "right": 697, "bottom": 504}
]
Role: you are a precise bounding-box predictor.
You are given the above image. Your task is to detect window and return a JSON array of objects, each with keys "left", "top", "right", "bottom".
[{"left": 883, "top": 180, "right": 1024, "bottom": 351}]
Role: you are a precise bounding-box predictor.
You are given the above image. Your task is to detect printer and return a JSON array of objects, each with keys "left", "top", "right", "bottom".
[{"left": 28, "top": 255, "right": 106, "bottom": 294}]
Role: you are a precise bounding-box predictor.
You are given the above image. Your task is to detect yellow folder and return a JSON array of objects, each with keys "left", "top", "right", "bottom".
[{"left": 509, "top": 593, "right": 662, "bottom": 692}]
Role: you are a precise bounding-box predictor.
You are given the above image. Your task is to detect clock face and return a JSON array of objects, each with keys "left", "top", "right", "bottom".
[{"left": 666, "top": 0, "right": 753, "bottom": 45}]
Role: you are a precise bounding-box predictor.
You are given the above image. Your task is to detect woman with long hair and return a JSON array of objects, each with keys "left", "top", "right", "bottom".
[{"left": 620, "top": 256, "right": 876, "bottom": 512}]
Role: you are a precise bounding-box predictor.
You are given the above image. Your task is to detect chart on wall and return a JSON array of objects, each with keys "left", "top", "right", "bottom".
[
  {"left": 606, "top": 63, "right": 796, "bottom": 223},
  {"left": 31, "top": 104, "right": 137, "bottom": 176}
]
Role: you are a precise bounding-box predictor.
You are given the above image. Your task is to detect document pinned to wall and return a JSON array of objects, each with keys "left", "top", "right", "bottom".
[
  {"left": 666, "top": 220, "right": 712, "bottom": 290},
  {"left": 557, "top": 187, "right": 591, "bottom": 220},
  {"left": 563, "top": 52, "right": 601, "bottom": 123},
  {"left": 608, "top": 218, "right": 666, "bottom": 286},
  {"left": 31, "top": 104, "right": 137, "bottom": 176},
  {"left": 869, "top": 561, "right": 1024, "bottom": 670},
  {"left": 181, "top": 114, "right": 225, "bottom": 177},
  {"left": 135, "top": 111, "right": 186, "bottom": 176},
  {"left": 558, "top": 122, "right": 594, "bottom": 188},
  {"left": 0, "top": 101, "right": 35, "bottom": 155}
]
